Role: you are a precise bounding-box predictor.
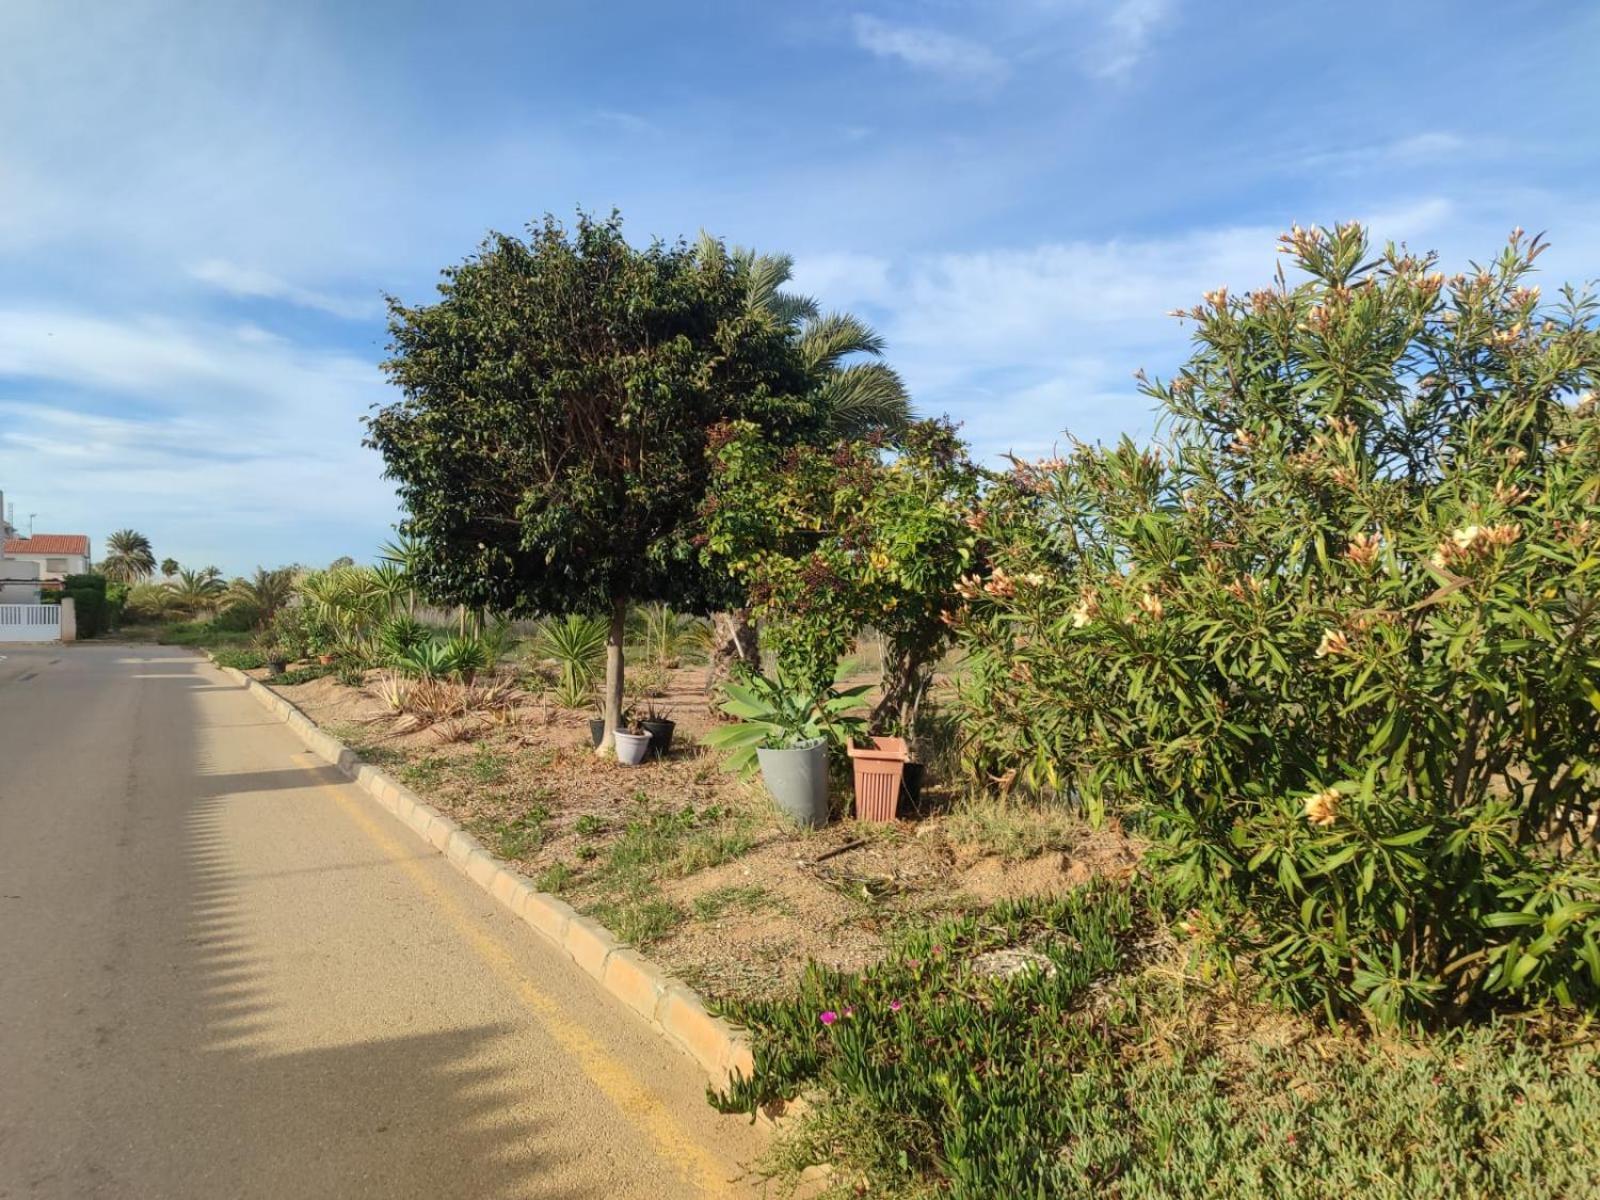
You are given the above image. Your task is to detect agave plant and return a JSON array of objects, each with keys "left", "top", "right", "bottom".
[
  {"left": 702, "top": 669, "right": 870, "bottom": 775},
  {"left": 397, "top": 640, "right": 452, "bottom": 679}
]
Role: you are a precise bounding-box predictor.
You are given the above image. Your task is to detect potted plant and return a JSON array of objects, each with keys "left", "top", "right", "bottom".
[
  {"left": 703, "top": 669, "right": 869, "bottom": 828},
  {"left": 848, "top": 735, "right": 910, "bottom": 822},
  {"left": 588, "top": 698, "right": 607, "bottom": 748},
  {"left": 266, "top": 646, "right": 289, "bottom": 676},
  {"left": 640, "top": 700, "right": 675, "bottom": 758},
  {"left": 613, "top": 708, "right": 653, "bottom": 767}
]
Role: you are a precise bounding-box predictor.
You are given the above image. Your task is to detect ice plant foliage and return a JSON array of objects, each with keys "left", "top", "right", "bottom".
[{"left": 952, "top": 225, "right": 1600, "bottom": 1023}]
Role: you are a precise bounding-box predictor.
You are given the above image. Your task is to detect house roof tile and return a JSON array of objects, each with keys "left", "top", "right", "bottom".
[{"left": 4, "top": 535, "right": 91, "bottom": 557}]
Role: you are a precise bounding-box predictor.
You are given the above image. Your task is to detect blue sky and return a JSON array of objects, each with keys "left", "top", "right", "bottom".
[{"left": 1, "top": 0, "right": 1596, "bottom": 575}]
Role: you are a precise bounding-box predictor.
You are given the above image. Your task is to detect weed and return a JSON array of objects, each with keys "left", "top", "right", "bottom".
[
  {"left": 463, "top": 743, "right": 508, "bottom": 785},
  {"left": 477, "top": 803, "right": 550, "bottom": 860},
  {"left": 588, "top": 895, "right": 686, "bottom": 946},
  {"left": 535, "top": 862, "right": 577, "bottom": 893},
  {"left": 574, "top": 814, "right": 607, "bottom": 838}
]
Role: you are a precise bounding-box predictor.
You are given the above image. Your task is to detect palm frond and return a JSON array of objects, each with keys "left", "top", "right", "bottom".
[
  {"left": 816, "top": 362, "right": 913, "bottom": 436},
  {"left": 798, "top": 311, "right": 886, "bottom": 374}
]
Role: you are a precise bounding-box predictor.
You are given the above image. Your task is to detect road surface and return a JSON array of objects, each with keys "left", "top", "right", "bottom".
[{"left": 0, "top": 644, "right": 767, "bottom": 1198}]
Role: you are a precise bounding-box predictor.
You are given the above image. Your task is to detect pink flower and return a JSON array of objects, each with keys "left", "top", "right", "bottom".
[
  {"left": 843, "top": 1006, "right": 855, "bottom": 1019},
  {"left": 889, "top": 1000, "right": 904, "bottom": 1013},
  {"left": 819, "top": 1010, "right": 838, "bottom": 1027}
]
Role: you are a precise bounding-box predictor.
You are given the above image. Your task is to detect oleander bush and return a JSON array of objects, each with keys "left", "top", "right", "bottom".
[{"left": 951, "top": 225, "right": 1600, "bottom": 1024}]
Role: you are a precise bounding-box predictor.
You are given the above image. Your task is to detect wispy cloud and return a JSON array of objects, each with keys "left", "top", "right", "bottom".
[
  {"left": 1089, "top": 0, "right": 1177, "bottom": 79},
  {"left": 188, "top": 259, "right": 380, "bottom": 319},
  {"left": 851, "top": 14, "right": 1009, "bottom": 84},
  {"left": 0, "top": 307, "right": 395, "bottom": 571}
]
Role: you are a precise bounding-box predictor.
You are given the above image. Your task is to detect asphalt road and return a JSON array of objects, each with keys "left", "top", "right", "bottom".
[{"left": 0, "top": 643, "right": 767, "bottom": 1199}]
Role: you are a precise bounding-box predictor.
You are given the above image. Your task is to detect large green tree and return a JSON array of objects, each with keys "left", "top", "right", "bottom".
[{"left": 369, "top": 212, "right": 818, "bottom": 751}]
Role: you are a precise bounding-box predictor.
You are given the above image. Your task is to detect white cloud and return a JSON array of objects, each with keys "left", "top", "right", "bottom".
[
  {"left": 797, "top": 202, "right": 1465, "bottom": 459},
  {"left": 188, "top": 259, "right": 379, "bottom": 320},
  {"left": 1089, "top": 0, "right": 1177, "bottom": 79},
  {"left": 0, "top": 307, "right": 396, "bottom": 572},
  {"left": 851, "top": 14, "right": 1009, "bottom": 84}
]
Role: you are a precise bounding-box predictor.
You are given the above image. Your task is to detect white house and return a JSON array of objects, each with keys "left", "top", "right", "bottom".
[{"left": 4, "top": 533, "right": 92, "bottom": 584}]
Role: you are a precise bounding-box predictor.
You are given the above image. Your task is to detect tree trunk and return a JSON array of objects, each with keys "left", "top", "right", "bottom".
[
  {"left": 872, "top": 644, "right": 931, "bottom": 752},
  {"left": 705, "top": 608, "right": 759, "bottom": 699},
  {"left": 598, "top": 597, "right": 628, "bottom": 755}
]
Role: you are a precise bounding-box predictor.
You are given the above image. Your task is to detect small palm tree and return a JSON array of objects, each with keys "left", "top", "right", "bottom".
[
  {"left": 159, "top": 557, "right": 179, "bottom": 578},
  {"left": 167, "top": 567, "right": 226, "bottom": 615},
  {"left": 224, "top": 567, "right": 296, "bottom": 623},
  {"left": 101, "top": 529, "right": 157, "bottom": 582}
]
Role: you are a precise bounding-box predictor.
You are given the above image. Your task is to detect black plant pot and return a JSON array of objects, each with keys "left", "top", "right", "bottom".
[
  {"left": 267, "top": 660, "right": 287, "bottom": 677},
  {"left": 900, "top": 761, "right": 925, "bottom": 809},
  {"left": 640, "top": 718, "right": 676, "bottom": 758},
  {"left": 589, "top": 718, "right": 606, "bottom": 748}
]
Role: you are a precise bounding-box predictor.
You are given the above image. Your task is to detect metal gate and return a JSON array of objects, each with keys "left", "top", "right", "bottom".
[{"left": 0, "top": 605, "right": 60, "bottom": 642}]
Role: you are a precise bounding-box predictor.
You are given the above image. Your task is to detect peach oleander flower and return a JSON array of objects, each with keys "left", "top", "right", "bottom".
[
  {"left": 1344, "top": 531, "right": 1382, "bottom": 567},
  {"left": 1069, "top": 592, "right": 1100, "bottom": 628},
  {"left": 1303, "top": 788, "right": 1341, "bottom": 827},
  {"left": 1314, "top": 628, "right": 1351, "bottom": 658},
  {"left": 1137, "top": 591, "right": 1164, "bottom": 621}
]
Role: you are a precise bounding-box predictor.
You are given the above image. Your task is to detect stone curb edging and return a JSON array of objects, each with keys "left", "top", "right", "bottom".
[{"left": 208, "top": 658, "right": 756, "bottom": 1092}]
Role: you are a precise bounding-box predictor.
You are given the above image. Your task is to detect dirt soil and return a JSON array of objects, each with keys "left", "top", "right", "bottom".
[{"left": 258, "top": 660, "right": 1143, "bottom": 1003}]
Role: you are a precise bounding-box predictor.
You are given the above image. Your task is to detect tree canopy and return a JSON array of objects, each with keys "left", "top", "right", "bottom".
[{"left": 369, "top": 212, "right": 821, "bottom": 620}]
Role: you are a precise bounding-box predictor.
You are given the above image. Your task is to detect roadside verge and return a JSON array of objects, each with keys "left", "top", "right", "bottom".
[{"left": 208, "top": 658, "right": 756, "bottom": 1091}]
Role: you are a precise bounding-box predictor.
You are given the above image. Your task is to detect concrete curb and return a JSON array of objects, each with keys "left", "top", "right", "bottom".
[{"left": 209, "top": 659, "right": 756, "bottom": 1091}]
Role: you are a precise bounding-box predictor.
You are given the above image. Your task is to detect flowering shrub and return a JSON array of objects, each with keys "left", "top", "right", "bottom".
[
  {"left": 953, "top": 225, "right": 1600, "bottom": 1023},
  {"left": 703, "top": 418, "right": 982, "bottom": 741}
]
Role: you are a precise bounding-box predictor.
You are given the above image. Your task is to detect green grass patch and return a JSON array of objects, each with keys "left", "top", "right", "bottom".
[
  {"left": 475, "top": 802, "right": 551, "bottom": 861},
  {"left": 269, "top": 663, "right": 336, "bottom": 687},
  {"left": 691, "top": 885, "right": 771, "bottom": 922},
  {"left": 535, "top": 862, "right": 577, "bottom": 894},
  {"left": 587, "top": 895, "right": 687, "bottom": 946},
  {"left": 460, "top": 743, "right": 509, "bottom": 786},
  {"left": 211, "top": 648, "right": 266, "bottom": 670},
  {"left": 713, "top": 882, "right": 1600, "bottom": 1200}
]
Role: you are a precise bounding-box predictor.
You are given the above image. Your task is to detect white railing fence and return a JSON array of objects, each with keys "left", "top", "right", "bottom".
[{"left": 0, "top": 604, "right": 62, "bottom": 642}]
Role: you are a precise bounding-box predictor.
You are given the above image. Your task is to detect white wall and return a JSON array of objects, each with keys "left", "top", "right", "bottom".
[
  {"left": 0, "top": 557, "right": 41, "bottom": 604},
  {"left": 6, "top": 551, "right": 88, "bottom": 581}
]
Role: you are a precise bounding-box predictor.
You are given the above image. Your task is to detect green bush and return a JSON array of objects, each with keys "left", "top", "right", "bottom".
[
  {"left": 211, "top": 601, "right": 260, "bottom": 632},
  {"left": 717, "top": 887, "right": 1599, "bottom": 1199},
  {"left": 212, "top": 648, "right": 267, "bottom": 670},
  {"left": 952, "top": 225, "right": 1600, "bottom": 1024},
  {"left": 704, "top": 418, "right": 981, "bottom": 735}
]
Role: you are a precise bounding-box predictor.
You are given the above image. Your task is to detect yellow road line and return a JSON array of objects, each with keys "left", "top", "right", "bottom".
[{"left": 315, "top": 775, "right": 741, "bottom": 1198}]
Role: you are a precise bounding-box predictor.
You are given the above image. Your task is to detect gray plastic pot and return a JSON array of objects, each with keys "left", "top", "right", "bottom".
[
  {"left": 613, "top": 729, "right": 653, "bottom": 766},
  {"left": 756, "top": 739, "right": 830, "bottom": 829}
]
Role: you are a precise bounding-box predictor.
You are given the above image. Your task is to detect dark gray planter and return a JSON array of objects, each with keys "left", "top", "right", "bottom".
[{"left": 756, "top": 739, "right": 829, "bottom": 829}]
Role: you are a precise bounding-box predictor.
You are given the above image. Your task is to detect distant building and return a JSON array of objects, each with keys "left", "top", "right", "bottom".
[{"left": 4, "top": 534, "right": 93, "bottom": 584}]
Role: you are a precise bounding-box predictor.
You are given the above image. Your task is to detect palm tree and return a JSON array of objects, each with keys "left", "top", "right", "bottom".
[
  {"left": 224, "top": 567, "right": 296, "bottom": 623},
  {"left": 167, "top": 567, "right": 226, "bottom": 615},
  {"left": 700, "top": 236, "right": 913, "bottom": 437},
  {"left": 101, "top": 529, "right": 157, "bottom": 582},
  {"left": 696, "top": 239, "right": 914, "bottom": 691},
  {"left": 159, "top": 557, "right": 179, "bottom": 579}
]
